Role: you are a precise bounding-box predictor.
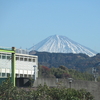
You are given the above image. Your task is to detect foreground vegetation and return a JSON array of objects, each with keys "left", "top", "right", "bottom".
[{"left": 0, "top": 77, "right": 94, "bottom": 100}]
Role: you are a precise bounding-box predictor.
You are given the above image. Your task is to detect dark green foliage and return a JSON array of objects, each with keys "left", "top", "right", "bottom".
[
  {"left": 38, "top": 64, "right": 96, "bottom": 81},
  {"left": 68, "top": 69, "right": 95, "bottom": 81},
  {"left": 33, "top": 51, "right": 100, "bottom": 73},
  {"left": 34, "top": 52, "right": 100, "bottom": 81},
  {"left": 0, "top": 78, "right": 94, "bottom": 100},
  {"left": 0, "top": 77, "right": 16, "bottom": 99}
]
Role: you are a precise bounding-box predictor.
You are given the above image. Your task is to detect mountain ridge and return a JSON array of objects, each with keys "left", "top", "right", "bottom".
[{"left": 29, "top": 35, "right": 97, "bottom": 57}]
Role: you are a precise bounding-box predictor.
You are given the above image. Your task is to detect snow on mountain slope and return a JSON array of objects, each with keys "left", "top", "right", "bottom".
[{"left": 29, "top": 35, "right": 97, "bottom": 57}]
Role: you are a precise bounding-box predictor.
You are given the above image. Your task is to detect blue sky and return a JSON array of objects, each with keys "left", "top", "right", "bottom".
[{"left": 0, "top": 0, "right": 100, "bottom": 53}]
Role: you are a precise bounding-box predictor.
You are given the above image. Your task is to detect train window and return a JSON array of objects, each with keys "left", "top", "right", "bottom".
[
  {"left": 7, "top": 73, "right": 10, "bottom": 77},
  {"left": 20, "top": 74, "right": 23, "bottom": 77},
  {"left": 0, "top": 54, "right": 1, "bottom": 59},
  {"left": 24, "top": 74, "right": 27, "bottom": 77},
  {"left": 16, "top": 57, "right": 19, "bottom": 60},
  {"left": 2, "top": 54, "right": 6, "bottom": 59},
  {"left": 7, "top": 56, "right": 11, "bottom": 60},
  {"left": 24, "top": 58, "right": 27, "bottom": 61},
  {"left": 20, "top": 58, "right": 23, "bottom": 61},
  {"left": 2, "top": 73, "right": 5, "bottom": 77},
  {"left": 16, "top": 74, "right": 19, "bottom": 78},
  {"left": 33, "top": 59, "right": 35, "bottom": 62},
  {"left": 0, "top": 73, "right": 1, "bottom": 77},
  {"left": 29, "top": 58, "right": 31, "bottom": 62},
  {"left": 28, "top": 75, "right": 31, "bottom": 78}
]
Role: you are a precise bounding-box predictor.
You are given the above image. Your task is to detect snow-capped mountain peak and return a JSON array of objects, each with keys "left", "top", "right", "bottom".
[{"left": 29, "top": 35, "right": 97, "bottom": 57}]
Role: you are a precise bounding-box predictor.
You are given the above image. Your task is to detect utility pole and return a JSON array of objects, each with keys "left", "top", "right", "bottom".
[
  {"left": 33, "top": 65, "right": 37, "bottom": 80},
  {"left": 11, "top": 47, "right": 16, "bottom": 86},
  {"left": 92, "top": 67, "right": 98, "bottom": 82},
  {"left": 68, "top": 78, "right": 73, "bottom": 88}
]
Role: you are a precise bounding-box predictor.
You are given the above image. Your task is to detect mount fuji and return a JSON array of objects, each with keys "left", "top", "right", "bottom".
[{"left": 29, "top": 35, "right": 97, "bottom": 57}]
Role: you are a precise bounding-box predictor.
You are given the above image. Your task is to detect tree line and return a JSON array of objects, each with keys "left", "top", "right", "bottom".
[
  {"left": 38, "top": 64, "right": 100, "bottom": 82},
  {"left": 32, "top": 51, "right": 100, "bottom": 74}
]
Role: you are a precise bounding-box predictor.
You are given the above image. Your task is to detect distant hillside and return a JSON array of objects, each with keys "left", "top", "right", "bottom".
[{"left": 30, "top": 51, "right": 100, "bottom": 73}]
